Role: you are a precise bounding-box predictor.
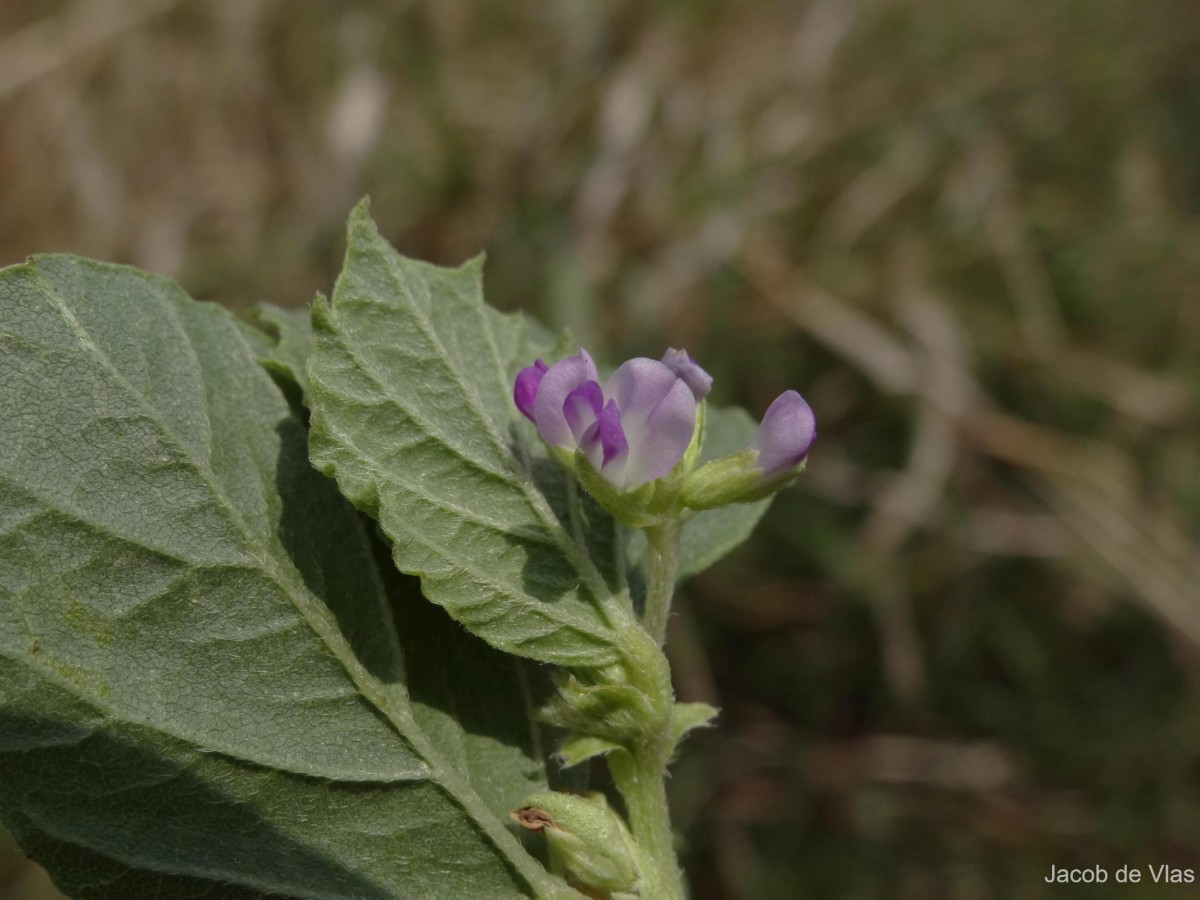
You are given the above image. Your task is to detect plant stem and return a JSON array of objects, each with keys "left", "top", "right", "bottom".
[
  {"left": 608, "top": 521, "right": 687, "bottom": 897},
  {"left": 642, "top": 520, "right": 680, "bottom": 645},
  {"left": 609, "top": 743, "right": 684, "bottom": 900}
]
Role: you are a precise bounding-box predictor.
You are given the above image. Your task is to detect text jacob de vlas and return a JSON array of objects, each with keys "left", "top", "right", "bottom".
[{"left": 1045, "top": 864, "right": 1194, "bottom": 885}]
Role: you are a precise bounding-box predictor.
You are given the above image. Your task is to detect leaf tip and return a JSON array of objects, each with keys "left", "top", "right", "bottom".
[
  {"left": 350, "top": 194, "right": 373, "bottom": 220},
  {"left": 311, "top": 293, "right": 333, "bottom": 329}
]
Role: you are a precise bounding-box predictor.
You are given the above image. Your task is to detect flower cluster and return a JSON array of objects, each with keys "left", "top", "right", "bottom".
[
  {"left": 515, "top": 347, "right": 815, "bottom": 515},
  {"left": 515, "top": 349, "right": 709, "bottom": 490}
]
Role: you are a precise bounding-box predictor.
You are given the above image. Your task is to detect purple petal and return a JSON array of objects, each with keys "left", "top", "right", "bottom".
[
  {"left": 750, "top": 390, "right": 817, "bottom": 476},
  {"left": 661, "top": 348, "right": 713, "bottom": 400},
  {"left": 622, "top": 378, "right": 696, "bottom": 487},
  {"left": 562, "top": 381, "right": 604, "bottom": 444},
  {"left": 604, "top": 358, "right": 683, "bottom": 426},
  {"left": 532, "top": 349, "right": 601, "bottom": 448},
  {"left": 582, "top": 399, "right": 630, "bottom": 484},
  {"left": 514, "top": 359, "right": 549, "bottom": 422},
  {"left": 604, "top": 357, "right": 698, "bottom": 488}
]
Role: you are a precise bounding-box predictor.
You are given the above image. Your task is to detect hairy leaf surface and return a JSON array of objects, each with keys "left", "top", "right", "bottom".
[
  {"left": 253, "top": 301, "right": 314, "bottom": 398},
  {"left": 307, "top": 202, "right": 629, "bottom": 668},
  {"left": 0, "top": 255, "right": 573, "bottom": 899}
]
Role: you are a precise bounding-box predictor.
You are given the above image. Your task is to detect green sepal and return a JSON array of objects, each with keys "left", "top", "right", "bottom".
[
  {"left": 541, "top": 629, "right": 674, "bottom": 749},
  {"left": 547, "top": 444, "right": 577, "bottom": 475},
  {"left": 562, "top": 403, "right": 709, "bottom": 530},
  {"left": 558, "top": 734, "right": 625, "bottom": 768},
  {"left": 512, "top": 791, "right": 640, "bottom": 894},
  {"left": 573, "top": 452, "right": 660, "bottom": 528},
  {"left": 670, "top": 702, "right": 719, "bottom": 752},
  {"left": 681, "top": 450, "right": 807, "bottom": 510},
  {"left": 679, "top": 400, "right": 707, "bottom": 474},
  {"left": 541, "top": 674, "right": 661, "bottom": 744}
]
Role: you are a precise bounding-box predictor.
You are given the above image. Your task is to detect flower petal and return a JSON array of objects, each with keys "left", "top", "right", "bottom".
[
  {"left": 582, "top": 399, "right": 630, "bottom": 485},
  {"left": 604, "top": 358, "right": 681, "bottom": 428},
  {"left": 514, "top": 359, "right": 549, "bottom": 422},
  {"left": 660, "top": 348, "right": 713, "bottom": 400},
  {"left": 532, "top": 349, "right": 600, "bottom": 448},
  {"left": 604, "top": 357, "right": 698, "bottom": 488},
  {"left": 622, "top": 378, "right": 696, "bottom": 487},
  {"left": 750, "top": 390, "right": 817, "bottom": 476},
  {"left": 563, "top": 381, "right": 604, "bottom": 444}
]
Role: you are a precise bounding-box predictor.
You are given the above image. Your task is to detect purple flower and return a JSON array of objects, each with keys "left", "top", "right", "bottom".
[
  {"left": 515, "top": 348, "right": 704, "bottom": 490},
  {"left": 514, "top": 359, "right": 549, "bottom": 422},
  {"left": 660, "top": 348, "right": 713, "bottom": 400},
  {"left": 750, "top": 390, "right": 816, "bottom": 476}
]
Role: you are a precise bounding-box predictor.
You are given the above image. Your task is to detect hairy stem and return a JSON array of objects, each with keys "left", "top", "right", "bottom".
[
  {"left": 642, "top": 520, "right": 681, "bottom": 645},
  {"left": 610, "top": 743, "right": 684, "bottom": 900},
  {"left": 608, "top": 524, "right": 687, "bottom": 898}
]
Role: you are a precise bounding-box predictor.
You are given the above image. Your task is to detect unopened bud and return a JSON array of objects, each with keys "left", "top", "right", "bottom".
[{"left": 512, "top": 791, "right": 639, "bottom": 893}]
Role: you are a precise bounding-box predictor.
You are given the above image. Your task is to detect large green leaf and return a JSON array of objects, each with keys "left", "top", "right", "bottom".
[
  {"left": 0, "top": 255, "right": 575, "bottom": 899},
  {"left": 307, "top": 201, "right": 631, "bottom": 669},
  {"left": 252, "top": 300, "right": 314, "bottom": 399}
]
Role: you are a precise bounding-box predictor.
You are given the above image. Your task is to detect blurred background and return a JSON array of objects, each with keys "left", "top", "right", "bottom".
[{"left": 2, "top": 0, "right": 1199, "bottom": 897}]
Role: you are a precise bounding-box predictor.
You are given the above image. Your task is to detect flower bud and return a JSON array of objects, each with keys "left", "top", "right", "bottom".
[
  {"left": 680, "top": 390, "right": 816, "bottom": 510},
  {"left": 512, "top": 791, "right": 640, "bottom": 894},
  {"left": 514, "top": 359, "right": 549, "bottom": 422},
  {"left": 750, "top": 390, "right": 817, "bottom": 476}
]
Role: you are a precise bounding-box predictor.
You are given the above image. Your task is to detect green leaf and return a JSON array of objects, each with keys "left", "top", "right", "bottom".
[
  {"left": 0, "top": 255, "right": 576, "bottom": 899},
  {"left": 250, "top": 300, "right": 315, "bottom": 398},
  {"left": 307, "top": 201, "right": 631, "bottom": 669},
  {"left": 250, "top": 293, "right": 572, "bottom": 814},
  {"left": 670, "top": 702, "right": 718, "bottom": 749},
  {"left": 557, "top": 734, "right": 625, "bottom": 767}
]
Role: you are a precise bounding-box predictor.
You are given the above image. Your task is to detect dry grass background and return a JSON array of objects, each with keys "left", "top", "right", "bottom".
[{"left": 2, "top": 1, "right": 1199, "bottom": 898}]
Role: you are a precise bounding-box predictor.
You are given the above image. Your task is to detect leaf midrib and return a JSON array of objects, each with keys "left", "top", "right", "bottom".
[
  {"left": 323, "top": 278, "right": 621, "bottom": 652},
  {"left": 14, "top": 264, "right": 574, "bottom": 899},
  {"left": 17, "top": 805, "right": 388, "bottom": 900},
  {"left": 29, "top": 266, "right": 403, "bottom": 744},
  {"left": 361, "top": 227, "right": 631, "bottom": 635}
]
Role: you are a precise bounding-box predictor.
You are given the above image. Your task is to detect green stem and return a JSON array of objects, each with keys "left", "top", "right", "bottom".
[
  {"left": 642, "top": 520, "right": 680, "bottom": 646},
  {"left": 606, "top": 523, "right": 687, "bottom": 897},
  {"left": 609, "top": 743, "right": 684, "bottom": 900}
]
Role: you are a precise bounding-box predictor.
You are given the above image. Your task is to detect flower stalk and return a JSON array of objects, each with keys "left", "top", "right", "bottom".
[
  {"left": 512, "top": 343, "right": 816, "bottom": 899},
  {"left": 614, "top": 516, "right": 687, "bottom": 898},
  {"left": 643, "top": 519, "right": 681, "bottom": 647}
]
